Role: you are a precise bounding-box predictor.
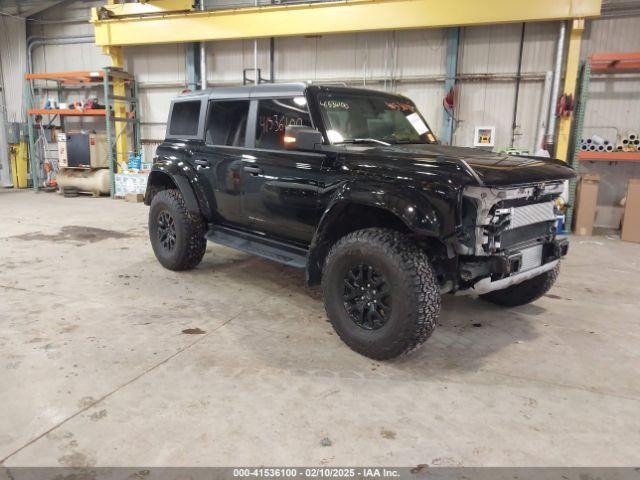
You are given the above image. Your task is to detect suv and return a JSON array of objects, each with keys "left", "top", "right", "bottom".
[{"left": 145, "top": 83, "right": 574, "bottom": 360}]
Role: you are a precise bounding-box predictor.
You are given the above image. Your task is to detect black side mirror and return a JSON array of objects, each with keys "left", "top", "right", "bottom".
[{"left": 284, "top": 125, "right": 323, "bottom": 151}]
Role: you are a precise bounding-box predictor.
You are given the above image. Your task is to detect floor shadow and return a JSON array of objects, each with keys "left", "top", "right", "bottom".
[{"left": 190, "top": 251, "right": 544, "bottom": 377}]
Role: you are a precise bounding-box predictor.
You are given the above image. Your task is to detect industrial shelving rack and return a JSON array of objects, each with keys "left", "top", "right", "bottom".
[
  {"left": 566, "top": 52, "right": 640, "bottom": 230},
  {"left": 24, "top": 67, "right": 141, "bottom": 197}
]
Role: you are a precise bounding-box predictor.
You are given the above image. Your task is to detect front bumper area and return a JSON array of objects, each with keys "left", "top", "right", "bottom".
[
  {"left": 454, "top": 238, "right": 568, "bottom": 296},
  {"left": 456, "top": 259, "right": 558, "bottom": 296}
]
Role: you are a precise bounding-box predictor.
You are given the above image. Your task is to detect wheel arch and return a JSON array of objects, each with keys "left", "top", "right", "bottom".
[
  {"left": 306, "top": 183, "right": 447, "bottom": 285},
  {"left": 144, "top": 163, "right": 212, "bottom": 219}
]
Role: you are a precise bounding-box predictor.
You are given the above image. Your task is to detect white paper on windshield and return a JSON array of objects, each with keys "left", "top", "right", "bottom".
[{"left": 406, "top": 113, "right": 428, "bottom": 135}]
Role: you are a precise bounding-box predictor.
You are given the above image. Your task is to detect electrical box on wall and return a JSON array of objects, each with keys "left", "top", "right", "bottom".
[
  {"left": 473, "top": 126, "right": 496, "bottom": 148},
  {"left": 58, "top": 133, "right": 109, "bottom": 169}
]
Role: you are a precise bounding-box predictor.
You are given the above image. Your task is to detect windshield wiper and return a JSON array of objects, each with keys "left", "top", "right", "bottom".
[
  {"left": 392, "top": 139, "right": 423, "bottom": 144},
  {"left": 336, "top": 138, "right": 391, "bottom": 146}
]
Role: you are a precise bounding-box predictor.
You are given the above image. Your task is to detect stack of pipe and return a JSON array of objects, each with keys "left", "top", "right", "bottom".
[
  {"left": 579, "top": 134, "right": 615, "bottom": 152},
  {"left": 619, "top": 131, "right": 640, "bottom": 152}
]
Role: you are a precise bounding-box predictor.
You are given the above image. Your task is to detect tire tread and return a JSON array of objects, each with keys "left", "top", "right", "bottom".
[
  {"left": 322, "top": 228, "right": 440, "bottom": 359},
  {"left": 149, "top": 189, "right": 206, "bottom": 271}
]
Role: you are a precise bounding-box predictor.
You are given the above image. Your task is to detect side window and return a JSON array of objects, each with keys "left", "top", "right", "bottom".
[
  {"left": 169, "top": 100, "right": 201, "bottom": 137},
  {"left": 206, "top": 100, "right": 250, "bottom": 147},
  {"left": 256, "top": 98, "right": 312, "bottom": 150}
]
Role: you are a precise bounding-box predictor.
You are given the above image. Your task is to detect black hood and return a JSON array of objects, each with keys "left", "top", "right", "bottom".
[{"left": 337, "top": 143, "right": 576, "bottom": 187}]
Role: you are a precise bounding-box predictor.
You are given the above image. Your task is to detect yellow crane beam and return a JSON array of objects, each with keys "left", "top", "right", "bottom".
[{"left": 92, "top": 0, "right": 601, "bottom": 46}]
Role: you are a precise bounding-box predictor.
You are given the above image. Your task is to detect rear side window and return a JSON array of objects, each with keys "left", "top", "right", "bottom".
[
  {"left": 256, "top": 98, "right": 312, "bottom": 150},
  {"left": 206, "top": 100, "right": 250, "bottom": 147},
  {"left": 169, "top": 100, "right": 201, "bottom": 137}
]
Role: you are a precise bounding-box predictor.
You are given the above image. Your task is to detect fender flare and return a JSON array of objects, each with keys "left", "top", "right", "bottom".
[
  {"left": 145, "top": 162, "right": 213, "bottom": 219},
  {"left": 306, "top": 181, "right": 448, "bottom": 284}
]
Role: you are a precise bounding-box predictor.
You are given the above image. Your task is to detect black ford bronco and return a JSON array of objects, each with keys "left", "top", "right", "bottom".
[{"left": 145, "top": 83, "right": 574, "bottom": 359}]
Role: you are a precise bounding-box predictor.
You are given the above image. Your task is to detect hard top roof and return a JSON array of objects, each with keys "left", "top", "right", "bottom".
[
  {"left": 173, "top": 82, "right": 412, "bottom": 102},
  {"left": 176, "top": 82, "right": 308, "bottom": 100}
]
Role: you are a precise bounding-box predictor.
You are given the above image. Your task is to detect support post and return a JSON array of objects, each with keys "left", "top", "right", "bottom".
[
  {"left": 556, "top": 19, "right": 584, "bottom": 162},
  {"left": 441, "top": 27, "right": 459, "bottom": 145},
  {"left": 25, "top": 81, "right": 39, "bottom": 191},
  {"left": 103, "top": 66, "right": 114, "bottom": 197},
  {"left": 186, "top": 42, "right": 199, "bottom": 91},
  {"left": 104, "top": 46, "right": 128, "bottom": 173}
]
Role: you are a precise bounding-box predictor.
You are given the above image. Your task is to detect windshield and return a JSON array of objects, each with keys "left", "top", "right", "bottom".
[{"left": 317, "top": 91, "right": 437, "bottom": 145}]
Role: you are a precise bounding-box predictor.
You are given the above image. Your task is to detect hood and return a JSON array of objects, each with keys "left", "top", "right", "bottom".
[{"left": 338, "top": 143, "right": 576, "bottom": 187}]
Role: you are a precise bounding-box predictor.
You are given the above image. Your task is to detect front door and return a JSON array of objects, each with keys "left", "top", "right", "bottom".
[{"left": 241, "top": 97, "right": 325, "bottom": 244}]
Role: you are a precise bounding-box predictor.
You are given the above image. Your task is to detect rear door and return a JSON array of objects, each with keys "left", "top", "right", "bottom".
[
  {"left": 193, "top": 99, "right": 251, "bottom": 227},
  {"left": 240, "top": 97, "right": 325, "bottom": 244}
]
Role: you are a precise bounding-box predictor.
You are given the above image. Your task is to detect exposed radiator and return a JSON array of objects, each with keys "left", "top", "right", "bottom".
[
  {"left": 520, "top": 244, "right": 543, "bottom": 272},
  {"left": 505, "top": 201, "right": 555, "bottom": 230}
]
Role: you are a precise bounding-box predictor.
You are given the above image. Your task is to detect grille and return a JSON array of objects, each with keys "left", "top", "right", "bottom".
[{"left": 506, "top": 201, "right": 556, "bottom": 230}]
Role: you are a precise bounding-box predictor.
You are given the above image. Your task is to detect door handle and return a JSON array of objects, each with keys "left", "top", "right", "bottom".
[
  {"left": 194, "top": 159, "right": 209, "bottom": 166},
  {"left": 243, "top": 166, "right": 262, "bottom": 175}
]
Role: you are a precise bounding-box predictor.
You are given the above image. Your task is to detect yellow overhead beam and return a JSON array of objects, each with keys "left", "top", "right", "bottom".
[
  {"left": 97, "top": 0, "right": 192, "bottom": 18},
  {"left": 92, "top": 0, "right": 601, "bottom": 46}
]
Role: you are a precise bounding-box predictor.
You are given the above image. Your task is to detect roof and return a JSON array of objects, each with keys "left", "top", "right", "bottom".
[
  {"left": 177, "top": 82, "right": 309, "bottom": 100},
  {"left": 174, "top": 82, "right": 413, "bottom": 102}
]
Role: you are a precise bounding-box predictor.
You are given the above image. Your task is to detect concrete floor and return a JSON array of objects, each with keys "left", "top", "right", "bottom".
[{"left": 1, "top": 189, "right": 639, "bottom": 467}]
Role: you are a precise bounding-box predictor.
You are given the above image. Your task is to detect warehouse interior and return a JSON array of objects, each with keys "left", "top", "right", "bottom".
[{"left": 1, "top": 0, "right": 640, "bottom": 472}]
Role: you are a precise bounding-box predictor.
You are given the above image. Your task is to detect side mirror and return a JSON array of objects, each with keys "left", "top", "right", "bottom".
[{"left": 283, "top": 125, "right": 323, "bottom": 151}]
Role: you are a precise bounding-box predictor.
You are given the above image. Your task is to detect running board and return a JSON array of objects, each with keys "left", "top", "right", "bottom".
[{"left": 205, "top": 226, "right": 308, "bottom": 269}]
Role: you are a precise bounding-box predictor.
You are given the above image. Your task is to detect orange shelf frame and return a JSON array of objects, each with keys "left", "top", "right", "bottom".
[
  {"left": 577, "top": 151, "right": 640, "bottom": 162},
  {"left": 589, "top": 53, "right": 640, "bottom": 72},
  {"left": 27, "top": 108, "right": 107, "bottom": 117},
  {"left": 24, "top": 70, "right": 105, "bottom": 85}
]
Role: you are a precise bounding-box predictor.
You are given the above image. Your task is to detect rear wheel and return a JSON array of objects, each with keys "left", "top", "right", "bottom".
[
  {"left": 480, "top": 264, "right": 560, "bottom": 307},
  {"left": 321, "top": 228, "right": 441, "bottom": 360},
  {"left": 149, "top": 189, "right": 206, "bottom": 271}
]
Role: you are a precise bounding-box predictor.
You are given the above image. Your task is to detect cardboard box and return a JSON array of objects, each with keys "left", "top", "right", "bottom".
[
  {"left": 621, "top": 178, "right": 640, "bottom": 243},
  {"left": 124, "top": 193, "right": 144, "bottom": 203},
  {"left": 573, "top": 174, "right": 600, "bottom": 236}
]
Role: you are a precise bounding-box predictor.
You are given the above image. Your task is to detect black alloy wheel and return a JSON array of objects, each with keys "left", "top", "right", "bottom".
[
  {"left": 343, "top": 264, "right": 392, "bottom": 330},
  {"left": 157, "top": 210, "right": 177, "bottom": 253}
]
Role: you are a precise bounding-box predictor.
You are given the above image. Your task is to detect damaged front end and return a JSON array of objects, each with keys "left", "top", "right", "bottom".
[{"left": 449, "top": 181, "right": 569, "bottom": 295}]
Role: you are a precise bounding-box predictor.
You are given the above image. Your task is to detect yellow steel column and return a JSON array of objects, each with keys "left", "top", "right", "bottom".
[
  {"left": 103, "top": 45, "right": 128, "bottom": 171},
  {"left": 556, "top": 18, "right": 584, "bottom": 162}
]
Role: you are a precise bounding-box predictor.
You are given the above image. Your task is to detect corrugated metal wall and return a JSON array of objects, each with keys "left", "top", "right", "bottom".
[
  {"left": 1, "top": 15, "right": 26, "bottom": 123},
  {"left": 576, "top": 15, "right": 640, "bottom": 225},
  {"left": 22, "top": 2, "right": 640, "bottom": 159},
  {"left": 581, "top": 16, "right": 640, "bottom": 139}
]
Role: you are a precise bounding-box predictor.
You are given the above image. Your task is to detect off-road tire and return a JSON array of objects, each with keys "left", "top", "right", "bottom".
[
  {"left": 149, "top": 189, "right": 206, "bottom": 271},
  {"left": 480, "top": 264, "right": 560, "bottom": 307},
  {"left": 321, "top": 228, "right": 441, "bottom": 360}
]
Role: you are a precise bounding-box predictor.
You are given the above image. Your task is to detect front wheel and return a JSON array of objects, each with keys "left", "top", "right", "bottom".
[
  {"left": 149, "top": 189, "right": 206, "bottom": 271},
  {"left": 321, "top": 228, "right": 441, "bottom": 360},
  {"left": 480, "top": 264, "right": 560, "bottom": 307}
]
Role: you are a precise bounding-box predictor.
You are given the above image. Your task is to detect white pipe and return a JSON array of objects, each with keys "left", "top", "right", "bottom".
[
  {"left": 199, "top": 0, "right": 207, "bottom": 89},
  {"left": 545, "top": 21, "right": 566, "bottom": 150},
  {"left": 534, "top": 71, "right": 553, "bottom": 152},
  {"left": 27, "top": 36, "right": 95, "bottom": 75},
  {"left": 254, "top": 0, "right": 259, "bottom": 84},
  {"left": 200, "top": 42, "right": 207, "bottom": 89}
]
